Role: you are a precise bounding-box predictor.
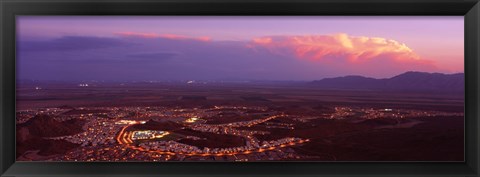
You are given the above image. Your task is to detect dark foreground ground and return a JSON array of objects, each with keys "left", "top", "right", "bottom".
[{"left": 16, "top": 82, "right": 464, "bottom": 161}]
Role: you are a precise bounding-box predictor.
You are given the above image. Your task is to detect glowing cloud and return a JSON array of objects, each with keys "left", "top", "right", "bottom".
[
  {"left": 115, "top": 32, "right": 211, "bottom": 41},
  {"left": 250, "top": 33, "right": 421, "bottom": 63}
]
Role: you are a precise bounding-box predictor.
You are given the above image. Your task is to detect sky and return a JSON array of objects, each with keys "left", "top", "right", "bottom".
[{"left": 16, "top": 16, "right": 464, "bottom": 81}]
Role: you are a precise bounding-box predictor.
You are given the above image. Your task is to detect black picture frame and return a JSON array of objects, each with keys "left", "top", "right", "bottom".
[{"left": 1, "top": 0, "right": 479, "bottom": 176}]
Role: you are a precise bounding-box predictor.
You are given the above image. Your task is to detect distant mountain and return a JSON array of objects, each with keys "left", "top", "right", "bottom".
[
  {"left": 310, "top": 75, "right": 387, "bottom": 90},
  {"left": 310, "top": 71, "right": 464, "bottom": 92}
]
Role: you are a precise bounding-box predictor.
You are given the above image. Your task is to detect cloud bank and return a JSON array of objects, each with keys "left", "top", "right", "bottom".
[
  {"left": 249, "top": 33, "right": 421, "bottom": 63},
  {"left": 17, "top": 33, "right": 441, "bottom": 81},
  {"left": 115, "top": 32, "right": 211, "bottom": 41}
]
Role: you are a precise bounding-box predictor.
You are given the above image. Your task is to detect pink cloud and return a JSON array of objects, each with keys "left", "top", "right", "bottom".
[
  {"left": 250, "top": 33, "right": 422, "bottom": 63},
  {"left": 115, "top": 32, "right": 211, "bottom": 41},
  {"left": 248, "top": 33, "right": 440, "bottom": 77}
]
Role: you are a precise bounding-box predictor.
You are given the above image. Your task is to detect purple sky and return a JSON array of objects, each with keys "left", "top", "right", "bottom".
[{"left": 17, "top": 16, "right": 464, "bottom": 81}]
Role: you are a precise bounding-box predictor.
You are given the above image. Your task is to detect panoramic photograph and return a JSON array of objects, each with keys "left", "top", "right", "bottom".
[{"left": 16, "top": 16, "right": 464, "bottom": 162}]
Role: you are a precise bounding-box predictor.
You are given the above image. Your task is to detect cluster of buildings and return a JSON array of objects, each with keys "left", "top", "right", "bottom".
[
  {"left": 57, "top": 143, "right": 304, "bottom": 162},
  {"left": 328, "top": 106, "right": 464, "bottom": 120},
  {"left": 131, "top": 130, "right": 169, "bottom": 140},
  {"left": 328, "top": 107, "right": 356, "bottom": 119},
  {"left": 52, "top": 117, "right": 122, "bottom": 146},
  {"left": 134, "top": 137, "right": 306, "bottom": 157},
  {"left": 264, "top": 122, "right": 295, "bottom": 129},
  {"left": 19, "top": 103, "right": 463, "bottom": 162}
]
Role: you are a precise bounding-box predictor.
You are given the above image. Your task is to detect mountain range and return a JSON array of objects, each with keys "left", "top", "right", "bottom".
[{"left": 310, "top": 71, "right": 464, "bottom": 92}]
